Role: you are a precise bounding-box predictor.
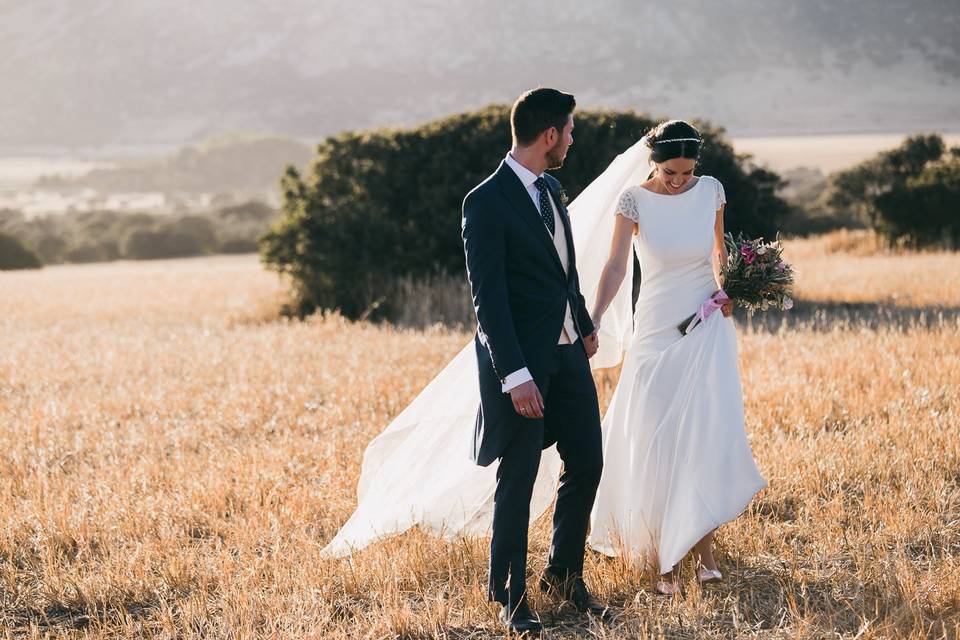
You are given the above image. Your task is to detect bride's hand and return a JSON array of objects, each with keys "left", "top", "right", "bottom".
[
  {"left": 721, "top": 301, "right": 733, "bottom": 317},
  {"left": 583, "top": 330, "right": 599, "bottom": 358}
]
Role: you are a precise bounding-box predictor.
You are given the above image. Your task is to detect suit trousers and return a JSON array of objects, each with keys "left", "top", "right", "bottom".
[{"left": 488, "top": 343, "right": 603, "bottom": 609}]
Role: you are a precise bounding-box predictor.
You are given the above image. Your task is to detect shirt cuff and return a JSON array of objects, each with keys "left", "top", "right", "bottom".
[{"left": 501, "top": 367, "right": 533, "bottom": 393}]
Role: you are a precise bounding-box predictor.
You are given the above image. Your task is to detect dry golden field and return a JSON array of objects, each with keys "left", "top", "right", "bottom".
[
  {"left": 788, "top": 231, "right": 960, "bottom": 308},
  {"left": 1, "top": 240, "right": 959, "bottom": 639}
]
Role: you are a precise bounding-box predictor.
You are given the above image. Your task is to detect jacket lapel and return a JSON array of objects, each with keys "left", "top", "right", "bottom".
[
  {"left": 545, "top": 179, "right": 577, "bottom": 283},
  {"left": 495, "top": 162, "right": 566, "bottom": 277}
]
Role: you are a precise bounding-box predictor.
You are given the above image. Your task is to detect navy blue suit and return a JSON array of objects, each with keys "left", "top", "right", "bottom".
[{"left": 462, "top": 159, "right": 603, "bottom": 609}]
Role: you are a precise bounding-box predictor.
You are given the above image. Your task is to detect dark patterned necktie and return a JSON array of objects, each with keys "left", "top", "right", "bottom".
[{"left": 533, "top": 177, "right": 556, "bottom": 236}]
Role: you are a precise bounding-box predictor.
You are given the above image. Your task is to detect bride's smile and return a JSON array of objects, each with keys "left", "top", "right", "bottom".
[{"left": 652, "top": 156, "right": 698, "bottom": 194}]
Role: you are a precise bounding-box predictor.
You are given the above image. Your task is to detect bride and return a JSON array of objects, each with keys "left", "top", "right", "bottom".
[
  {"left": 586, "top": 119, "right": 766, "bottom": 594},
  {"left": 321, "top": 119, "right": 766, "bottom": 595}
]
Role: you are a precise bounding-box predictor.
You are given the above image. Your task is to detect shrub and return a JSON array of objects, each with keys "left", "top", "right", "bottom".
[
  {"left": 826, "top": 134, "right": 959, "bottom": 247},
  {"left": 874, "top": 156, "right": 960, "bottom": 248},
  {"left": 261, "top": 105, "right": 789, "bottom": 319},
  {"left": 0, "top": 231, "right": 43, "bottom": 270},
  {"left": 124, "top": 228, "right": 208, "bottom": 260}
]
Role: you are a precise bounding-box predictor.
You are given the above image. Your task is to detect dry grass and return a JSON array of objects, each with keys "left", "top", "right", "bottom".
[
  {"left": 1, "top": 250, "right": 959, "bottom": 638},
  {"left": 785, "top": 230, "right": 960, "bottom": 308}
]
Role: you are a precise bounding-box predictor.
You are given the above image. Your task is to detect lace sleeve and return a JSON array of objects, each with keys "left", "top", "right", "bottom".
[
  {"left": 712, "top": 177, "right": 726, "bottom": 210},
  {"left": 615, "top": 186, "right": 640, "bottom": 223}
]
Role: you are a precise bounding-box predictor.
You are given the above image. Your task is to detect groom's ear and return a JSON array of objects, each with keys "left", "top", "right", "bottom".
[{"left": 542, "top": 126, "right": 559, "bottom": 147}]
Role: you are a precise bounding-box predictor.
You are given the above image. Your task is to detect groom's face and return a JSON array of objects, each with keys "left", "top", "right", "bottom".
[{"left": 546, "top": 114, "right": 574, "bottom": 170}]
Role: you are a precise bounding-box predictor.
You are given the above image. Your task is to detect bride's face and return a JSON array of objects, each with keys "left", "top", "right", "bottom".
[{"left": 655, "top": 157, "right": 697, "bottom": 194}]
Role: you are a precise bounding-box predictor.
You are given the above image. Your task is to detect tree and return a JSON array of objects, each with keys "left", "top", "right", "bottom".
[
  {"left": 826, "top": 134, "right": 958, "bottom": 247},
  {"left": 827, "top": 134, "right": 945, "bottom": 226},
  {"left": 261, "top": 105, "right": 790, "bottom": 319},
  {"left": 124, "top": 228, "right": 207, "bottom": 260},
  {"left": 873, "top": 156, "right": 960, "bottom": 247},
  {"left": 0, "top": 231, "right": 43, "bottom": 270}
]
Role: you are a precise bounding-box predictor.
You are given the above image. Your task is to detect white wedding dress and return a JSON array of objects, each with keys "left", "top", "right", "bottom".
[
  {"left": 586, "top": 177, "right": 767, "bottom": 573},
  {"left": 320, "top": 139, "right": 766, "bottom": 569}
]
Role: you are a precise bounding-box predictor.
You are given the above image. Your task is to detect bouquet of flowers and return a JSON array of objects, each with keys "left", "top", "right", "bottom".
[{"left": 678, "top": 232, "right": 795, "bottom": 335}]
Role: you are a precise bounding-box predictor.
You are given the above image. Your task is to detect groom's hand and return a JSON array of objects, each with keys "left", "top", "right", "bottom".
[
  {"left": 510, "top": 380, "right": 544, "bottom": 419},
  {"left": 583, "top": 330, "right": 600, "bottom": 359}
]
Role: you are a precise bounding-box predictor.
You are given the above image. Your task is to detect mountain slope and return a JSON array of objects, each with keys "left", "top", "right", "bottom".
[{"left": 1, "top": 0, "right": 957, "bottom": 153}]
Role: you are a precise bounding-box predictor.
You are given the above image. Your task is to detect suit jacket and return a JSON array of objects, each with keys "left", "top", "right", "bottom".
[{"left": 462, "top": 160, "right": 595, "bottom": 466}]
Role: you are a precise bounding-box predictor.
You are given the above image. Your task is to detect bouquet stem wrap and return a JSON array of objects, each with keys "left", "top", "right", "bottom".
[{"left": 678, "top": 289, "right": 730, "bottom": 335}]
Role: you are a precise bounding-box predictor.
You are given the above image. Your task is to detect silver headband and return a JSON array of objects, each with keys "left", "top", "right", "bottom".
[{"left": 653, "top": 137, "right": 701, "bottom": 144}]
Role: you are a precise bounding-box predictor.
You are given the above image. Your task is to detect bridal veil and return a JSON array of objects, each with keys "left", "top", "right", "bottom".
[{"left": 321, "top": 139, "right": 652, "bottom": 557}]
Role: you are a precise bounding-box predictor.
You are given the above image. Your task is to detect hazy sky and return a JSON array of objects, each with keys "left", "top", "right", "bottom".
[{"left": 1, "top": 0, "right": 958, "bottom": 153}]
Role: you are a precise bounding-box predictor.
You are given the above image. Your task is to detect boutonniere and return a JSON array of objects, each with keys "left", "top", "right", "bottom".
[{"left": 558, "top": 186, "right": 570, "bottom": 206}]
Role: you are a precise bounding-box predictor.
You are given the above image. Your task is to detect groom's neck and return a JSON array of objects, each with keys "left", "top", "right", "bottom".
[{"left": 510, "top": 145, "right": 549, "bottom": 177}]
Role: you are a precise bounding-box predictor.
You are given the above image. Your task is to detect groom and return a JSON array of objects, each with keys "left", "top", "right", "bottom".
[{"left": 462, "top": 88, "right": 605, "bottom": 632}]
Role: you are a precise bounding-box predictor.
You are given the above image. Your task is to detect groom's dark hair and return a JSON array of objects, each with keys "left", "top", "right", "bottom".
[{"left": 511, "top": 88, "right": 576, "bottom": 146}]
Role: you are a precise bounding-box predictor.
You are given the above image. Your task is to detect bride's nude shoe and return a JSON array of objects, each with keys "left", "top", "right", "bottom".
[
  {"left": 654, "top": 577, "right": 682, "bottom": 596},
  {"left": 697, "top": 567, "right": 723, "bottom": 584}
]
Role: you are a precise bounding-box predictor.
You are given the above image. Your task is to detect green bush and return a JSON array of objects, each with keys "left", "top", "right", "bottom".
[
  {"left": 873, "top": 156, "right": 960, "bottom": 248},
  {"left": 124, "top": 227, "right": 208, "bottom": 260},
  {"left": 218, "top": 237, "right": 260, "bottom": 253},
  {"left": 826, "top": 134, "right": 944, "bottom": 226},
  {"left": 64, "top": 240, "right": 121, "bottom": 263},
  {"left": 261, "top": 105, "right": 790, "bottom": 319},
  {"left": 0, "top": 202, "right": 276, "bottom": 265},
  {"left": 0, "top": 231, "right": 43, "bottom": 270},
  {"left": 826, "top": 134, "right": 958, "bottom": 247}
]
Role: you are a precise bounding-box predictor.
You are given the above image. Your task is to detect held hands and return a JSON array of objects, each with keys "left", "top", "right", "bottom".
[
  {"left": 721, "top": 301, "right": 733, "bottom": 317},
  {"left": 510, "top": 380, "right": 545, "bottom": 419},
  {"left": 583, "top": 329, "right": 600, "bottom": 358}
]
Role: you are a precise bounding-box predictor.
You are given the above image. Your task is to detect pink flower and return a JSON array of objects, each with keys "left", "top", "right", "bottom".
[
  {"left": 776, "top": 261, "right": 786, "bottom": 271},
  {"left": 740, "top": 246, "right": 757, "bottom": 264}
]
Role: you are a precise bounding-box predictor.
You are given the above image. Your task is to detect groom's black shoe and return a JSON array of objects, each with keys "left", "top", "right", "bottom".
[
  {"left": 498, "top": 602, "right": 542, "bottom": 634},
  {"left": 539, "top": 571, "right": 607, "bottom": 617}
]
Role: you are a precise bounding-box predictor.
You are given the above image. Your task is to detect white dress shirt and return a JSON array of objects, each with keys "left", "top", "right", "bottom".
[{"left": 501, "top": 152, "right": 579, "bottom": 393}]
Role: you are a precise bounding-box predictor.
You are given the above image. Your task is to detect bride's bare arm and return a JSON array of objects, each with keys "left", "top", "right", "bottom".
[
  {"left": 590, "top": 214, "right": 637, "bottom": 327},
  {"left": 712, "top": 204, "right": 727, "bottom": 288},
  {"left": 713, "top": 205, "right": 733, "bottom": 316}
]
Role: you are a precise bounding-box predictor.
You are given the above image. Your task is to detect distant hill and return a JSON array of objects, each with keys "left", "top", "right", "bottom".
[
  {"left": 1, "top": 0, "right": 958, "bottom": 153},
  {"left": 36, "top": 135, "right": 312, "bottom": 196}
]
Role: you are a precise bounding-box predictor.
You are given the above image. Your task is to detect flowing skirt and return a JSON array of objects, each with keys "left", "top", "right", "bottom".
[{"left": 588, "top": 311, "right": 767, "bottom": 573}]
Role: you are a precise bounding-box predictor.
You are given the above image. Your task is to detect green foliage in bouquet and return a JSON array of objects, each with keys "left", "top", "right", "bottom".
[{"left": 720, "top": 232, "right": 795, "bottom": 313}]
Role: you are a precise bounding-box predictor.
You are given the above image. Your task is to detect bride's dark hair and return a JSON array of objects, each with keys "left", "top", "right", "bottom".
[{"left": 643, "top": 120, "right": 702, "bottom": 163}]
